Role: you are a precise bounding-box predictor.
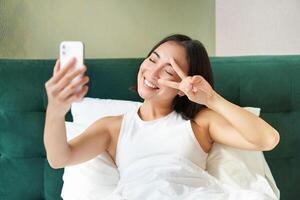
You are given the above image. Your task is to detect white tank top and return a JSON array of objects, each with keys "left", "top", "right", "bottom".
[{"left": 115, "top": 105, "right": 208, "bottom": 177}]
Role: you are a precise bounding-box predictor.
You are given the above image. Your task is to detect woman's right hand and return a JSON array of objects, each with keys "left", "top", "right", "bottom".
[{"left": 45, "top": 58, "right": 89, "bottom": 117}]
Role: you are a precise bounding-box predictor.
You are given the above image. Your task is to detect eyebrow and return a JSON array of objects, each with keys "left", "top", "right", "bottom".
[
  {"left": 153, "top": 51, "right": 160, "bottom": 58},
  {"left": 152, "top": 51, "right": 172, "bottom": 67}
]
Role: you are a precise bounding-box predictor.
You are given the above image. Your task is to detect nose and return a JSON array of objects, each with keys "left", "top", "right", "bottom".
[{"left": 149, "top": 63, "right": 164, "bottom": 80}]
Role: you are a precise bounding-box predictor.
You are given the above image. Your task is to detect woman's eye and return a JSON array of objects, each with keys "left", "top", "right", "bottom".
[
  {"left": 149, "top": 58, "right": 155, "bottom": 63},
  {"left": 165, "top": 70, "right": 173, "bottom": 76}
]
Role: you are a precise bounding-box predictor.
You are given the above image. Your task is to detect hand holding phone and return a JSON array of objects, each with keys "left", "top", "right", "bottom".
[{"left": 45, "top": 41, "right": 89, "bottom": 116}]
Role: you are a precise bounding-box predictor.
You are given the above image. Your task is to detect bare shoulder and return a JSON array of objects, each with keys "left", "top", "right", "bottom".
[
  {"left": 103, "top": 115, "right": 123, "bottom": 137},
  {"left": 193, "top": 107, "right": 213, "bottom": 126},
  {"left": 192, "top": 107, "right": 236, "bottom": 152},
  {"left": 64, "top": 115, "right": 123, "bottom": 167},
  {"left": 194, "top": 107, "right": 223, "bottom": 127},
  {"left": 96, "top": 115, "right": 123, "bottom": 140},
  {"left": 101, "top": 115, "right": 123, "bottom": 164},
  {"left": 191, "top": 107, "right": 214, "bottom": 153},
  {"left": 83, "top": 115, "right": 123, "bottom": 150}
]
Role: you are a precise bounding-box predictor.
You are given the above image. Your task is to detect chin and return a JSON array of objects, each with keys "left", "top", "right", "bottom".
[{"left": 137, "top": 86, "right": 152, "bottom": 100}]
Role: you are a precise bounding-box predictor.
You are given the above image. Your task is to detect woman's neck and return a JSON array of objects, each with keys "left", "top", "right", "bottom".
[{"left": 138, "top": 100, "right": 173, "bottom": 121}]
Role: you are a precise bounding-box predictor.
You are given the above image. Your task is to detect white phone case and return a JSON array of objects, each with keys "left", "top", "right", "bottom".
[{"left": 59, "top": 41, "right": 85, "bottom": 92}]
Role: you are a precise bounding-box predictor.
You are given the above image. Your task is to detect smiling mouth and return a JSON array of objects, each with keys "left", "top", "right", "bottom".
[{"left": 143, "top": 77, "right": 159, "bottom": 89}]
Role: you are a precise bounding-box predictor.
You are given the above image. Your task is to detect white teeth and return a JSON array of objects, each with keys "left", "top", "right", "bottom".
[{"left": 144, "top": 79, "right": 158, "bottom": 89}]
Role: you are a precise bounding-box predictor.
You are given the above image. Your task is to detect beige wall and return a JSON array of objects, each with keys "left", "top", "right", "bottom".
[
  {"left": 0, "top": 0, "right": 215, "bottom": 59},
  {"left": 216, "top": 0, "right": 300, "bottom": 56}
]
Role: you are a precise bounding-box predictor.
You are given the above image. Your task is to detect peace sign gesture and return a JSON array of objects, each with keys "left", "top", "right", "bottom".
[{"left": 158, "top": 58, "right": 216, "bottom": 107}]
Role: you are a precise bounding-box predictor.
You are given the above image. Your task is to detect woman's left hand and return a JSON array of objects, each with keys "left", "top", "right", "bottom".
[{"left": 158, "top": 58, "right": 216, "bottom": 107}]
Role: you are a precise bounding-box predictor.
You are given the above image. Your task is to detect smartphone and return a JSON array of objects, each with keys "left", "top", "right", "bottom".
[{"left": 59, "top": 41, "right": 85, "bottom": 93}]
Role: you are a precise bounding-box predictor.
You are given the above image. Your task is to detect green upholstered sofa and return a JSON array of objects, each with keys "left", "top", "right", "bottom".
[{"left": 0, "top": 55, "right": 299, "bottom": 200}]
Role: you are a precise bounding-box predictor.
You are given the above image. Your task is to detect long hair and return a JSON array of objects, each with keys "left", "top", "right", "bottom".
[{"left": 132, "top": 34, "right": 214, "bottom": 120}]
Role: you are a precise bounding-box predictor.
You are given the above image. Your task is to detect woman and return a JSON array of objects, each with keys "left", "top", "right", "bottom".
[{"left": 44, "top": 34, "right": 280, "bottom": 199}]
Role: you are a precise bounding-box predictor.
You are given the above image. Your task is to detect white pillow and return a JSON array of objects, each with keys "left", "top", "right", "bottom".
[
  {"left": 63, "top": 97, "right": 279, "bottom": 199},
  {"left": 71, "top": 97, "right": 142, "bottom": 126}
]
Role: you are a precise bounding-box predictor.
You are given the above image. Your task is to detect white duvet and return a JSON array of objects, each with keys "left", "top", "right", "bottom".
[
  {"left": 63, "top": 101, "right": 279, "bottom": 200},
  {"left": 104, "top": 154, "right": 276, "bottom": 200}
]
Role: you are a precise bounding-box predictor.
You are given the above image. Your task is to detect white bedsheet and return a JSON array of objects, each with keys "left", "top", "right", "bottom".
[{"left": 104, "top": 154, "right": 276, "bottom": 200}]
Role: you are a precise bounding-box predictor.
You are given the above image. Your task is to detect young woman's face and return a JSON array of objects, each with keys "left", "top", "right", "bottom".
[{"left": 137, "top": 41, "right": 189, "bottom": 103}]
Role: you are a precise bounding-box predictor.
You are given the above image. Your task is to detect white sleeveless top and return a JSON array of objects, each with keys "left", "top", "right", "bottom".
[{"left": 115, "top": 105, "right": 208, "bottom": 177}]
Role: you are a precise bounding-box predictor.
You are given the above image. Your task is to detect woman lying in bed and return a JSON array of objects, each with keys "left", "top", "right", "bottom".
[{"left": 44, "top": 34, "right": 280, "bottom": 199}]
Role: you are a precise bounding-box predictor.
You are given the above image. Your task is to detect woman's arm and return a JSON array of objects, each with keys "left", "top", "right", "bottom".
[
  {"left": 203, "top": 92, "right": 280, "bottom": 151},
  {"left": 44, "top": 108, "right": 72, "bottom": 168},
  {"left": 158, "top": 58, "right": 280, "bottom": 151},
  {"left": 43, "top": 58, "right": 109, "bottom": 169},
  {"left": 44, "top": 111, "right": 112, "bottom": 169}
]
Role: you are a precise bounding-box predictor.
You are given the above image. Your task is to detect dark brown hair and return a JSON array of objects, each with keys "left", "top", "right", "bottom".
[{"left": 132, "top": 34, "right": 214, "bottom": 120}]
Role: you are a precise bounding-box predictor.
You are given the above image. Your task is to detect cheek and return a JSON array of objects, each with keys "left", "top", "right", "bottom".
[
  {"left": 137, "top": 63, "right": 146, "bottom": 78},
  {"left": 137, "top": 62, "right": 148, "bottom": 77},
  {"left": 159, "top": 80, "right": 179, "bottom": 94},
  {"left": 160, "top": 76, "right": 181, "bottom": 93},
  {"left": 137, "top": 71, "right": 143, "bottom": 87}
]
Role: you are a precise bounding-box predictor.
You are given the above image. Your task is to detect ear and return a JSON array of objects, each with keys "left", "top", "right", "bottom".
[{"left": 177, "top": 91, "right": 185, "bottom": 97}]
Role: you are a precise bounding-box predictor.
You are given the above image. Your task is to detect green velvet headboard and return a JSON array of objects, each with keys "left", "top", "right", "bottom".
[{"left": 0, "top": 56, "right": 299, "bottom": 199}]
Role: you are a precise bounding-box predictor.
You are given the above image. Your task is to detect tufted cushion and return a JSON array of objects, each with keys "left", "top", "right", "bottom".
[{"left": 0, "top": 56, "right": 299, "bottom": 199}]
